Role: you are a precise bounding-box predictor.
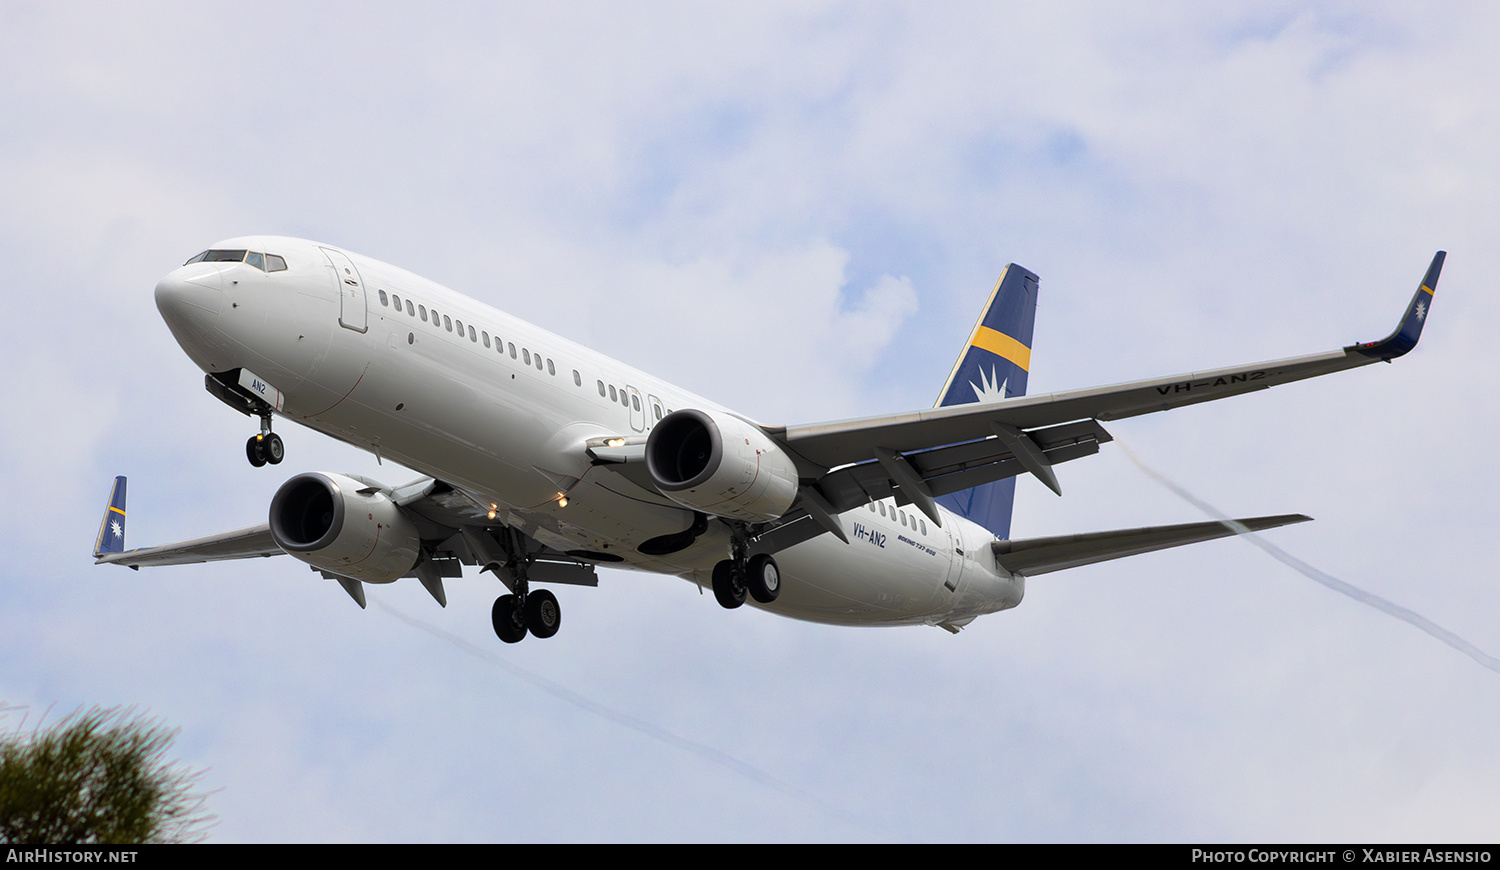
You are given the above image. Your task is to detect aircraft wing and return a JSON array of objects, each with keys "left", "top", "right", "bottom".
[
  {"left": 990, "top": 514, "right": 1312, "bottom": 576},
  {"left": 95, "top": 524, "right": 282, "bottom": 568},
  {"left": 773, "top": 253, "right": 1443, "bottom": 476},
  {"left": 92, "top": 474, "right": 595, "bottom": 607}
]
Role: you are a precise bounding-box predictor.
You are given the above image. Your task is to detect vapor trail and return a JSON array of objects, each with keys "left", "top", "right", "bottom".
[
  {"left": 1117, "top": 441, "right": 1500, "bottom": 676},
  {"left": 375, "top": 600, "right": 867, "bottom": 831}
]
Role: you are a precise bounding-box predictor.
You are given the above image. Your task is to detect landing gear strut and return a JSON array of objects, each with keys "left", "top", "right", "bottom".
[{"left": 245, "top": 411, "right": 284, "bottom": 468}]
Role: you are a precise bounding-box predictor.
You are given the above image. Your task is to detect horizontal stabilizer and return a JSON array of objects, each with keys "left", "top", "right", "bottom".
[{"left": 991, "top": 514, "right": 1312, "bottom": 576}]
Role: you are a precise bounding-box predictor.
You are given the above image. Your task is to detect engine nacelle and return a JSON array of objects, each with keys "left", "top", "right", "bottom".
[
  {"left": 645, "top": 409, "right": 800, "bottom": 522},
  {"left": 269, "top": 472, "right": 421, "bottom": 583}
]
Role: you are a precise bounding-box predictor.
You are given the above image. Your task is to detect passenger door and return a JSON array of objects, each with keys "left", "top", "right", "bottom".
[{"left": 321, "top": 247, "right": 368, "bottom": 333}]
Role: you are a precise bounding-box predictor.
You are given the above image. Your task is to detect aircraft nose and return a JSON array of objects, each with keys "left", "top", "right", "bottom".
[{"left": 154, "top": 265, "right": 224, "bottom": 342}]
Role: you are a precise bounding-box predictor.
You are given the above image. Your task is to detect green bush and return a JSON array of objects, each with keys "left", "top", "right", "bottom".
[{"left": 0, "top": 706, "right": 212, "bottom": 844}]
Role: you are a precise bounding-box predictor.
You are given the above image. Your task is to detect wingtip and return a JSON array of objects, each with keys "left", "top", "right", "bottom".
[
  {"left": 1347, "top": 251, "right": 1444, "bottom": 361},
  {"left": 93, "top": 476, "right": 128, "bottom": 559}
]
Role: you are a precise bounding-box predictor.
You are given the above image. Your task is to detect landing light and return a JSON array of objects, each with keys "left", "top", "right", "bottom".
[
  {"left": 605, "top": 438, "right": 626, "bottom": 447},
  {"left": 557, "top": 494, "right": 569, "bottom": 508}
]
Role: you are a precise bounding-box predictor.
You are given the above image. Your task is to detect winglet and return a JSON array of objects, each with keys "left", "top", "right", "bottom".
[
  {"left": 93, "top": 476, "right": 128, "bottom": 558},
  {"left": 1349, "top": 251, "right": 1444, "bottom": 361}
]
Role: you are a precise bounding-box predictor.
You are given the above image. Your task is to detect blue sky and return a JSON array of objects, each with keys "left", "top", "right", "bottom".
[{"left": 2, "top": 2, "right": 1497, "bottom": 841}]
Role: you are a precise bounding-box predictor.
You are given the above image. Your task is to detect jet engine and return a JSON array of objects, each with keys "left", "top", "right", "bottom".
[
  {"left": 269, "top": 472, "right": 421, "bottom": 583},
  {"left": 644, "top": 409, "right": 799, "bottom": 522}
]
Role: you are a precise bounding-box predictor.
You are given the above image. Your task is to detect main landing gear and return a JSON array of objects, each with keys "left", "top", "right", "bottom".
[
  {"left": 711, "top": 529, "right": 781, "bottom": 609},
  {"left": 487, "top": 531, "right": 562, "bottom": 644},
  {"left": 245, "top": 411, "right": 284, "bottom": 468},
  {"left": 491, "top": 588, "right": 561, "bottom": 643}
]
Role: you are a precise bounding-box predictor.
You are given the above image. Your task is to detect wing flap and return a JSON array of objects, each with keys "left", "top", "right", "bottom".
[
  {"left": 806, "top": 418, "right": 1112, "bottom": 518},
  {"left": 991, "top": 514, "right": 1312, "bottom": 576}
]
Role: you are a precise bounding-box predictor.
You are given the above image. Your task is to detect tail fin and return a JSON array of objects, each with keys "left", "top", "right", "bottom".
[
  {"left": 933, "top": 264, "right": 1039, "bottom": 539},
  {"left": 93, "top": 476, "right": 128, "bottom": 558}
]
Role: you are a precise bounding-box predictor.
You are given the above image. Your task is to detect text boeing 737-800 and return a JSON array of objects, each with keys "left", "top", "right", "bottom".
[{"left": 94, "top": 237, "right": 1443, "bottom": 644}]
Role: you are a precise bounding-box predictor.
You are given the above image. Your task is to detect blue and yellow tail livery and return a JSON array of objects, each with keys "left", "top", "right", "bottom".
[
  {"left": 93, "top": 476, "right": 128, "bottom": 558},
  {"left": 934, "top": 264, "right": 1039, "bottom": 539}
]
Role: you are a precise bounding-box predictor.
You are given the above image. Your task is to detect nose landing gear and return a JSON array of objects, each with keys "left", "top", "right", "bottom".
[{"left": 245, "top": 412, "right": 284, "bottom": 468}]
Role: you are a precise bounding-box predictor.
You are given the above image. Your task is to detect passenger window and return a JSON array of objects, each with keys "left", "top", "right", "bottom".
[
  {"left": 653, "top": 406, "right": 662, "bottom": 422},
  {"left": 509, "top": 343, "right": 516, "bottom": 359},
  {"left": 469, "top": 326, "right": 477, "bottom": 342},
  {"left": 609, "top": 385, "right": 618, "bottom": 402},
  {"left": 546, "top": 359, "right": 555, "bottom": 375},
  {"left": 482, "top": 331, "right": 490, "bottom": 348},
  {"left": 392, "top": 294, "right": 402, "bottom": 310},
  {"left": 619, "top": 389, "right": 628, "bottom": 406},
  {"left": 419, "top": 305, "right": 427, "bottom": 322},
  {"left": 455, "top": 318, "right": 463, "bottom": 334},
  {"left": 879, "top": 503, "right": 886, "bottom": 517},
  {"left": 444, "top": 316, "right": 452, "bottom": 332},
  {"left": 406, "top": 300, "right": 414, "bottom": 317},
  {"left": 598, "top": 380, "right": 606, "bottom": 397},
  {"left": 920, "top": 519, "right": 927, "bottom": 534},
  {"left": 266, "top": 254, "right": 288, "bottom": 272},
  {"left": 536, "top": 355, "right": 544, "bottom": 371},
  {"left": 246, "top": 251, "right": 266, "bottom": 271},
  {"left": 573, "top": 370, "right": 581, "bottom": 387},
  {"left": 631, "top": 394, "right": 640, "bottom": 411},
  {"left": 378, "top": 289, "right": 389, "bottom": 306},
  {"left": 523, "top": 349, "right": 531, "bottom": 365}
]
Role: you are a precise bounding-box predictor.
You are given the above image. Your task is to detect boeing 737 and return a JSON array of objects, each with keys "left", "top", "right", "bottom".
[{"left": 94, "top": 238, "right": 1444, "bottom": 643}]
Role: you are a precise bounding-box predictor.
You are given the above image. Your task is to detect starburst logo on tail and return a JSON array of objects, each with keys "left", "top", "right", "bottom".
[{"left": 969, "top": 366, "right": 1008, "bottom": 404}]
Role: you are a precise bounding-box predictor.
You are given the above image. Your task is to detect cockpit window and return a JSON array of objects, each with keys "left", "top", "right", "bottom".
[{"left": 182, "top": 249, "right": 288, "bottom": 272}]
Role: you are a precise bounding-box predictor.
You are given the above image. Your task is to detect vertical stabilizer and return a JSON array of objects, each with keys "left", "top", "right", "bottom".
[
  {"left": 94, "top": 476, "right": 128, "bottom": 557},
  {"left": 933, "top": 265, "right": 1039, "bottom": 539}
]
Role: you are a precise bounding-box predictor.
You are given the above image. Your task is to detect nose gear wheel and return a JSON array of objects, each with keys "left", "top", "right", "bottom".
[{"left": 245, "top": 411, "right": 284, "bottom": 467}]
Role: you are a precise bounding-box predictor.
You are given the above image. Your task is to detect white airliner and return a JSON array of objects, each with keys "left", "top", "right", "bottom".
[{"left": 94, "top": 237, "right": 1443, "bottom": 643}]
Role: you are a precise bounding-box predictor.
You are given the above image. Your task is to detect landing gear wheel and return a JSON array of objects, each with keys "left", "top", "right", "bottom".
[
  {"left": 712, "top": 559, "right": 746, "bottom": 609},
  {"left": 525, "top": 589, "right": 561, "bottom": 638},
  {"left": 245, "top": 435, "right": 267, "bottom": 468},
  {"left": 263, "top": 432, "right": 285, "bottom": 465},
  {"left": 491, "top": 594, "right": 528, "bottom": 644},
  {"left": 746, "top": 553, "right": 781, "bottom": 603}
]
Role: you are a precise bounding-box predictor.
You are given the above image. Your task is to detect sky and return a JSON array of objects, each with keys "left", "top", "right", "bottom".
[{"left": 2, "top": 1, "right": 1497, "bottom": 843}]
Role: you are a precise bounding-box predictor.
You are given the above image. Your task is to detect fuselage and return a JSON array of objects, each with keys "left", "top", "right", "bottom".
[{"left": 154, "top": 236, "right": 1023, "bottom": 627}]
